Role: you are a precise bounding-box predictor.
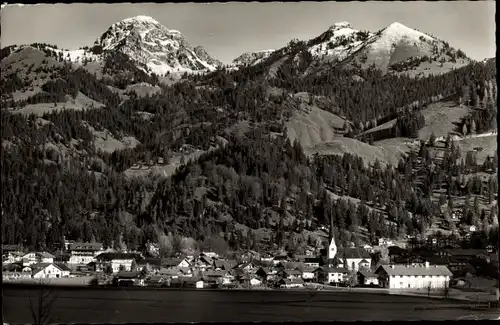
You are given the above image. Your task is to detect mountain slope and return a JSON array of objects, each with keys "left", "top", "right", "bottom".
[
  {"left": 232, "top": 50, "right": 275, "bottom": 66},
  {"left": 234, "top": 21, "right": 471, "bottom": 79},
  {"left": 94, "top": 15, "right": 220, "bottom": 75},
  {"left": 341, "top": 22, "right": 471, "bottom": 75}
]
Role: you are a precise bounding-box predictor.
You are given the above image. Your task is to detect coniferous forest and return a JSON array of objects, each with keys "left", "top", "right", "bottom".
[{"left": 1, "top": 41, "right": 498, "bottom": 257}]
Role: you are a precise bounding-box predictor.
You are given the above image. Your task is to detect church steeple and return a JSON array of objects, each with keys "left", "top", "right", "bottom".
[{"left": 328, "top": 227, "right": 338, "bottom": 262}]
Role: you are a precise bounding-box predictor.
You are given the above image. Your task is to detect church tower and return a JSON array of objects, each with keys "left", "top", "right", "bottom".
[
  {"left": 328, "top": 236, "right": 337, "bottom": 260},
  {"left": 328, "top": 227, "right": 338, "bottom": 267}
]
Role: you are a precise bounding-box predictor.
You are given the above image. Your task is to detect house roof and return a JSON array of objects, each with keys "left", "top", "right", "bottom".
[
  {"left": 148, "top": 275, "right": 165, "bottom": 282},
  {"left": 116, "top": 271, "right": 143, "bottom": 279},
  {"left": 280, "top": 278, "right": 304, "bottom": 285},
  {"left": 178, "top": 267, "right": 192, "bottom": 274},
  {"left": 230, "top": 268, "right": 244, "bottom": 277},
  {"left": 443, "top": 249, "right": 485, "bottom": 257},
  {"left": 204, "top": 270, "right": 226, "bottom": 277},
  {"left": 96, "top": 253, "right": 141, "bottom": 261},
  {"left": 163, "top": 258, "right": 189, "bottom": 267},
  {"left": 304, "top": 257, "right": 321, "bottom": 263},
  {"left": 31, "top": 263, "right": 58, "bottom": 275},
  {"left": 257, "top": 267, "right": 271, "bottom": 274},
  {"left": 136, "top": 258, "right": 162, "bottom": 266},
  {"left": 54, "top": 263, "right": 71, "bottom": 271},
  {"left": 38, "top": 252, "right": 55, "bottom": 258},
  {"left": 213, "top": 260, "right": 225, "bottom": 268},
  {"left": 273, "top": 255, "right": 289, "bottom": 260},
  {"left": 376, "top": 265, "right": 453, "bottom": 277},
  {"left": 282, "top": 269, "right": 302, "bottom": 275},
  {"left": 159, "top": 268, "right": 179, "bottom": 276},
  {"left": 179, "top": 276, "right": 202, "bottom": 284},
  {"left": 303, "top": 267, "right": 317, "bottom": 273},
  {"left": 317, "top": 267, "right": 348, "bottom": 274},
  {"left": 358, "top": 270, "right": 377, "bottom": 278},
  {"left": 69, "top": 242, "right": 103, "bottom": 251},
  {"left": 360, "top": 259, "right": 369, "bottom": 264},
  {"left": 338, "top": 247, "right": 371, "bottom": 259},
  {"left": 423, "top": 256, "right": 449, "bottom": 265}
]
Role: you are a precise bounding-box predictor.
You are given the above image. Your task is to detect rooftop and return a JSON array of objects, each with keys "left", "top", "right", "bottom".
[{"left": 376, "top": 264, "right": 453, "bottom": 277}]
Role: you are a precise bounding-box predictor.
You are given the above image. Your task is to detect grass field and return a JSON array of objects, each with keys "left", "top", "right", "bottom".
[
  {"left": 455, "top": 135, "right": 497, "bottom": 165},
  {"left": 11, "top": 91, "right": 105, "bottom": 116}
]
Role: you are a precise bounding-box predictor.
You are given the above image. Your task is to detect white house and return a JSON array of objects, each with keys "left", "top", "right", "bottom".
[
  {"left": 68, "top": 242, "right": 104, "bottom": 265},
  {"left": 302, "top": 267, "right": 316, "bottom": 281},
  {"left": 304, "top": 257, "right": 321, "bottom": 268},
  {"left": 2, "top": 251, "right": 24, "bottom": 264},
  {"left": 38, "top": 252, "right": 55, "bottom": 264},
  {"left": 195, "top": 279, "right": 205, "bottom": 289},
  {"left": 357, "top": 270, "right": 379, "bottom": 286},
  {"left": 375, "top": 263, "right": 452, "bottom": 289},
  {"left": 21, "top": 252, "right": 38, "bottom": 267},
  {"left": 32, "top": 263, "right": 66, "bottom": 279},
  {"left": 279, "top": 278, "right": 304, "bottom": 288},
  {"left": 249, "top": 277, "right": 262, "bottom": 286},
  {"left": 314, "top": 267, "right": 348, "bottom": 284}
]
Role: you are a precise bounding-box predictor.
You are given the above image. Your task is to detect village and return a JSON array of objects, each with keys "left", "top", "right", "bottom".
[{"left": 2, "top": 233, "right": 498, "bottom": 297}]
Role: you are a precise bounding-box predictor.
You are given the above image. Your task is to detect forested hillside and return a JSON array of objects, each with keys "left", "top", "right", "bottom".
[{"left": 1, "top": 42, "right": 497, "bottom": 256}]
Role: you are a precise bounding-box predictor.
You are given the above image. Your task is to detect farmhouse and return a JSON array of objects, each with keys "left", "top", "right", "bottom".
[
  {"left": 2, "top": 251, "right": 24, "bottom": 264},
  {"left": 21, "top": 252, "right": 55, "bottom": 266},
  {"left": 314, "top": 267, "right": 348, "bottom": 284},
  {"left": 279, "top": 278, "right": 304, "bottom": 288},
  {"left": 357, "top": 270, "right": 379, "bottom": 286},
  {"left": 301, "top": 267, "right": 316, "bottom": 281},
  {"left": 375, "top": 263, "right": 452, "bottom": 289},
  {"left": 31, "top": 263, "right": 68, "bottom": 279},
  {"left": 114, "top": 271, "right": 146, "bottom": 287},
  {"left": 303, "top": 257, "right": 321, "bottom": 268},
  {"left": 163, "top": 257, "right": 191, "bottom": 268}
]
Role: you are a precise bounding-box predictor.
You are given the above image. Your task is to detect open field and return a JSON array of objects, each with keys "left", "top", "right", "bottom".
[
  {"left": 285, "top": 100, "right": 346, "bottom": 149},
  {"left": 306, "top": 137, "right": 407, "bottom": 167},
  {"left": 363, "top": 101, "right": 471, "bottom": 142},
  {"left": 10, "top": 92, "right": 105, "bottom": 116},
  {"left": 3, "top": 286, "right": 498, "bottom": 323},
  {"left": 455, "top": 134, "right": 497, "bottom": 165}
]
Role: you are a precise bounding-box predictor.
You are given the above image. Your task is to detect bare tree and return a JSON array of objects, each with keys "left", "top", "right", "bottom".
[{"left": 26, "top": 279, "right": 59, "bottom": 325}]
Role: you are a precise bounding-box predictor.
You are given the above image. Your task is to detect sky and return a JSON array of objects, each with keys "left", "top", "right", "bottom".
[{"left": 1, "top": 2, "right": 496, "bottom": 64}]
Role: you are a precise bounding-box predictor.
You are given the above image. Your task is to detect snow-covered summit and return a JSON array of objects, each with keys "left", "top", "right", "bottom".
[
  {"left": 328, "top": 21, "right": 353, "bottom": 31},
  {"left": 232, "top": 49, "right": 275, "bottom": 66},
  {"left": 308, "top": 22, "right": 373, "bottom": 62},
  {"left": 95, "top": 15, "right": 220, "bottom": 75},
  {"left": 120, "top": 15, "right": 160, "bottom": 25},
  {"left": 343, "top": 21, "right": 471, "bottom": 75}
]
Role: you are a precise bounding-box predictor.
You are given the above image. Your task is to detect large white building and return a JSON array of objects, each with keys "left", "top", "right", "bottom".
[
  {"left": 68, "top": 242, "right": 104, "bottom": 265},
  {"left": 95, "top": 253, "right": 142, "bottom": 273},
  {"left": 375, "top": 263, "right": 452, "bottom": 289}
]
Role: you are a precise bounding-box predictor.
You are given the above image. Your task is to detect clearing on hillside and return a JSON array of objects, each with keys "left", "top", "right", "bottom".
[
  {"left": 10, "top": 92, "right": 105, "bottom": 116},
  {"left": 285, "top": 101, "right": 347, "bottom": 148},
  {"left": 306, "top": 137, "right": 407, "bottom": 167},
  {"left": 455, "top": 134, "right": 497, "bottom": 164}
]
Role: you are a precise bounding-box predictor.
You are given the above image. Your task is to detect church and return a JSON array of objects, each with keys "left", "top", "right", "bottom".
[{"left": 326, "top": 234, "right": 372, "bottom": 272}]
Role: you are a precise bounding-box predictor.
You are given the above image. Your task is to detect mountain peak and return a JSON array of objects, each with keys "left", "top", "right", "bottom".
[
  {"left": 95, "top": 15, "right": 219, "bottom": 75},
  {"left": 120, "top": 15, "right": 161, "bottom": 25},
  {"left": 387, "top": 22, "right": 407, "bottom": 29},
  {"left": 329, "top": 21, "right": 353, "bottom": 31}
]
